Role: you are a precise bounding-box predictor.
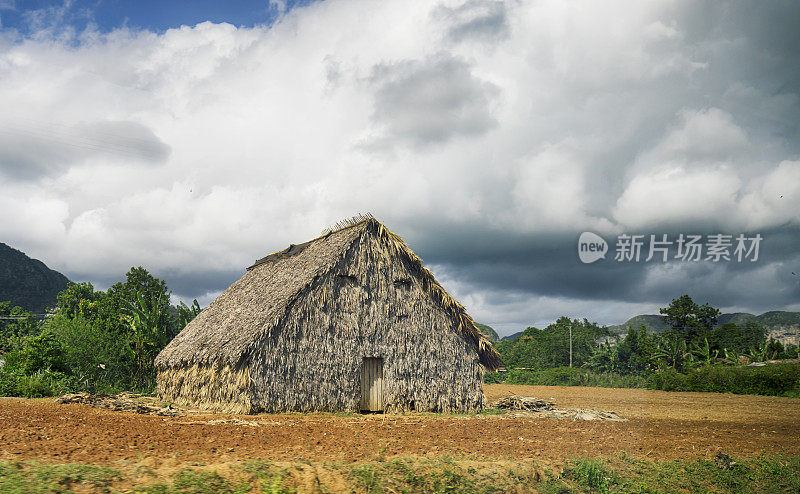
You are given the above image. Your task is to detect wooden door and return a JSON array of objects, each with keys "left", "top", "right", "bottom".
[{"left": 360, "top": 357, "right": 384, "bottom": 412}]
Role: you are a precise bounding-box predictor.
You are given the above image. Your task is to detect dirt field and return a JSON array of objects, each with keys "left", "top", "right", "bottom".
[{"left": 0, "top": 385, "right": 798, "bottom": 467}]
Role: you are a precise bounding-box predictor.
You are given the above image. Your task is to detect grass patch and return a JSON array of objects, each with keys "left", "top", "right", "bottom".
[
  {"left": 541, "top": 454, "right": 800, "bottom": 493},
  {"left": 239, "top": 461, "right": 294, "bottom": 493},
  {"left": 0, "top": 461, "right": 119, "bottom": 493},
  {"left": 0, "top": 454, "right": 798, "bottom": 492}
]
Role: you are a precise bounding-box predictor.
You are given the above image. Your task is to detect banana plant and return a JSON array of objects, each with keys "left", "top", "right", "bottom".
[
  {"left": 586, "top": 340, "right": 619, "bottom": 373},
  {"left": 652, "top": 335, "right": 689, "bottom": 371},
  {"left": 177, "top": 299, "right": 202, "bottom": 329},
  {"left": 690, "top": 338, "right": 719, "bottom": 367},
  {"left": 748, "top": 341, "right": 769, "bottom": 363},
  {"left": 120, "top": 291, "right": 169, "bottom": 380}
]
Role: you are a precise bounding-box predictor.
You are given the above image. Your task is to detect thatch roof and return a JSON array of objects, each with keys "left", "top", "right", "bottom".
[{"left": 155, "top": 218, "right": 502, "bottom": 370}]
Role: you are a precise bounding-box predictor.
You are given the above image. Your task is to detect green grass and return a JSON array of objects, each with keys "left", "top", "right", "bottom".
[
  {"left": 0, "top": 455, "right": 798, "bottom": 492},
  {"left": 0, "top": 461, "right": 119, "bottom": 493},
  {"left": 541, "top": 454, "right": 800, "bottom": 493}
]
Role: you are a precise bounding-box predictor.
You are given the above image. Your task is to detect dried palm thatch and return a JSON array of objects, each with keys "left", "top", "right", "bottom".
[
  {"left": 494, "top": 395, "right": 554, "bottom": 411},
  {"left": 155, "top": 217, "right": 502, "bottom": 414},
  {"left": 55, "top": 392, "right": 182, "bottom": 416}
]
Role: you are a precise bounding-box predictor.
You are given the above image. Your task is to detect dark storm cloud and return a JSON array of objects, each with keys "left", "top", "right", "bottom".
[
  {"left": 369, "top": 53, "right": 499, "bottom": 147},
  {"left": 160, "top": 268, "right": 243, "bottom": 303},
  {"left": 0, "top": 119, "right": 170, "bottom": 180},
  {"left": 404, "top": 221, "right": 800, "bottom": 318},
  {"left": 669, "top": 1, "right": 800, "bottom": 150},
  {"left": 432, "top": 0, "right": 509, "bottom": 43}
]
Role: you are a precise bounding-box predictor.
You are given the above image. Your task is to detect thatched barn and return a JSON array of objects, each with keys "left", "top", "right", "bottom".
[{"left": 155, "top": 216, "right": 501, "bottom": 414}]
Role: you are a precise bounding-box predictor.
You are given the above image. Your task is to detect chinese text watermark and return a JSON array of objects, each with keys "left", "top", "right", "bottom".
[{"left": 578, "top": 233, "right": 762, "bottom": 264}]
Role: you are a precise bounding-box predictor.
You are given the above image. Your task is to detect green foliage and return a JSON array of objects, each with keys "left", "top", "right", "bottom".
[
  {"left": 490, "top": 362, "right": 800, "bottom": 397},
  {"left": 491, "top": 366, "right": 650, "bottom": 388},
  {"left": 496, "top": 317, "right": 610, "bottom": 370},
  {"left": 4, "top": 328, "right": 67, "bottom": 374},
  {"left": 647, "top": 363, "right": 800, "bottom": 396},
  {"left": 543, "top": 454, "right": 800, "bottom": 494},
  {"left": 0, "top": 266, "right": 190, "bottom": 397},
  {"left": 615, "top": 326, "right": 658, "bottom": 373},
  {"left": 0, "top": 461, "right": 119, "bottom": 493},
  {"left": 474, "top": 322, "right": 500, "bottom": 343},
  {"left": 121, "top": 290, "right": 171, "bottom": 387},
  {"left": 170, "top": 469, "right": 237, "bottom": 493},
  {"left": 586, "top": 340, "right": 620, "bottom": 373},
  {"left": 0, "top": 367, "right": 75, "bottom": 398},
  {"left": 561, "top": 458, "right": 615, "bottom": 494},
  {"left": 0, "top": 302, "right": 38, "bottom": 352},
  {"left": 688, "top": 338, "right": 718, "bottom": 368},
  {"left": 49, "top": 315, "right": 133, "bottom": 393},
  {"left": 708, "top": 321, "right": 767, "bottom": 356},
  {"left": 1, "top": 455, "right": 799, "bottom": 493},
  {"left": 659, "top": 294, "right": 720, "bottom": 340},
  {"left": 177, "top": 299, "right": 202, "bottom": 329},
  {"left": 651, "top": 333, "right": 689, "bottom": 371}
]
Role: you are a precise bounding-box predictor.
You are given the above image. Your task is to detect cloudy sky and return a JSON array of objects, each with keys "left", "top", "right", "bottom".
[{"left": 1, "top": 0, "right": 799, "bottom": 335}]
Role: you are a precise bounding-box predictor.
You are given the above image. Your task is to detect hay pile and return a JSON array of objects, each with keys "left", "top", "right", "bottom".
[
  {"left": 55, "top": 392, "right": 182, "bottom": 416},
  {"left": 541, "top": 408, "right": 626, "bottom": 421},
  {"left": 494, "top": 395, "right": 554, "bottom": 411},
  {"left": 494, "top": 395, "right": 626, "bottom": 422}
]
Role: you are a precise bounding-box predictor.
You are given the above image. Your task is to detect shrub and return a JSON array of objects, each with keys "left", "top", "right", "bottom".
[
  {"left": 648, "top": 364, "right": 800, "bottom": 396},
  {"left": 494, "top": 367, "right": 650, "bottom": 388}
]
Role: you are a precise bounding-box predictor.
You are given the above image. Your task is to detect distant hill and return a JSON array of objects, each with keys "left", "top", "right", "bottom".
[
  {"left": 475, "top": 323, "right": 500, "bottom": 343},
  {"left": 0, "top": 242, "right": 70, "bottom": 312},
  {"left": 607, "top": 314, "right": 670, "bottom": 334},
  {"left": 501, "top": 330, "right": 524, "bottom": 342},
  {"left": 498, "top": 310, "right": 800, "bottom": 344},
  {"left": 608, "top": 311, "right": 800, "bottom": 334}
]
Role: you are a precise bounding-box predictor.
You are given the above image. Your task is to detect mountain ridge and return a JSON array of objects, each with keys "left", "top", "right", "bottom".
[
  {"left": 0, "top": 242, "right": 71, "bottom": 313},
  {"left": 498, "top": 310, "right": 800, "bottom": 342}
]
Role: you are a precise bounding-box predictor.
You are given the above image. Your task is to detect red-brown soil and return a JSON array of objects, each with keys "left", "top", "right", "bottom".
[{"left": 0, "top": 385, "right": 797, "bottom": 466}]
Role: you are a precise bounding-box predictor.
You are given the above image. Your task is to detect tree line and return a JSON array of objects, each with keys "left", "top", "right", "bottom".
[
  {"left": 0, "top": 267, "right": 201, "bottom": 397},
  {"left": 490, "top": 295, "right": 800, "bottom": 396}
]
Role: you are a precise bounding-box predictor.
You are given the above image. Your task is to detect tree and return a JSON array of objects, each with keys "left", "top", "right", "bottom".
[
  {"left": 689, "top": 338, "right": 719, "bottom": 367},
  {"left": 0, "top": 302, "right": 38, "bottom": 352},
  {"left": 652, "top": 334, "right": 689, "bottom": 371},
  {"left": 107, "top": 267, "right": 171, "bottom": 333},
  {"left": 586, "top": 340, "right": 620, "bottom": 373},
  {"left": 56, "top": 282, "right": 98, "bottom": 319},
  {"left": 615, "top": 325, "right": 657, "bottom": 374},
  {"left": 659, "top": 295, "right": 720, "bottom": 341},
  {"left": 496, "top": 317, "right": 610, "bottom": 370},
  {"left": 120, "top": 290, "right": 170, "bottom": 387},
  {"left": 708, "top": 322, "right": 766, "bottom": 356},
  {"left": 177, "top": 299, "right": 202, "bottom": 330}
]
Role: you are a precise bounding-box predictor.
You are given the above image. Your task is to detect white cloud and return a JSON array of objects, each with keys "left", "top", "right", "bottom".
[
  {"left": 0, "top": 0, "right": 798, "bottom": 320},
  {"left": 738, "top": 160, "right": 800, "bottom": 230},
  {"left": 613, "top": 165, "right": 742, "bottom": 230}
]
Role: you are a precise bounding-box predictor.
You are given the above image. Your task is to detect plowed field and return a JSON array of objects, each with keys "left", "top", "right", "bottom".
[{"left": 0, "top": 385, "right": 797, "bottom": 466}]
